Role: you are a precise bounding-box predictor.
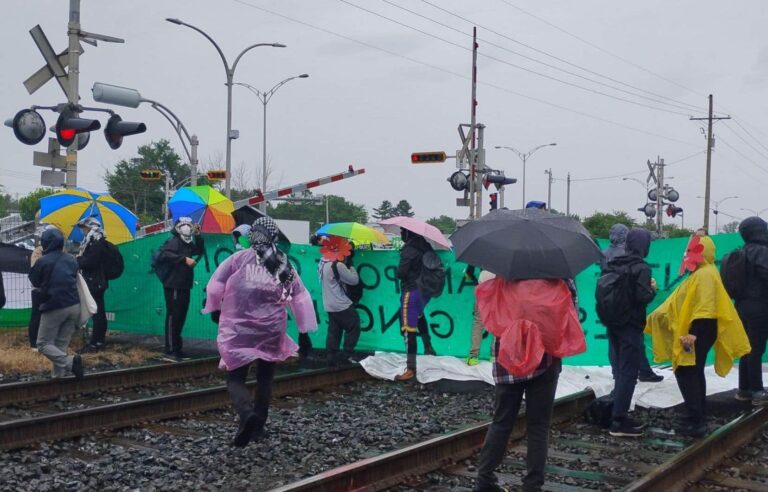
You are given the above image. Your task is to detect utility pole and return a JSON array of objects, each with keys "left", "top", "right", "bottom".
[
  {"left": 65, "top": 0, "right": 81, "bottom": 188},
  {"left": 690, "top": 94, "right": 730, "bottom": 232},
  {"left": 566, "top": 172, "right": 571, "bottom": 216},
  {"left": 545, "top": 168, "right": 553, "bottom": 211},
  {"left": 655, "top": 157, "right": 665, "bottom": 235},
  {"left": 468, "top": 27, "right": 479, "bottom": 220}
]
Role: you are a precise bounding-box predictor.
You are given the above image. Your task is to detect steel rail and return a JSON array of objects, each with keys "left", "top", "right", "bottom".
[
  {"left": 624, "top": 406, "right": 768, "bottom": 491},
  {"left": 269, "top": 389, "right": 594, "bottom": 492},
  {"left": 0, "top": 365, "right": 367, "bottom": 450},
  {"left": 0, "top": 357, "right": 221, "bottom": 406}
]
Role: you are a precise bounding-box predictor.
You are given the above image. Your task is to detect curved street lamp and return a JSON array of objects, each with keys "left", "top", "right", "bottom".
[
  {"left": 740, "top": 207, "right": 768, "bottom": 217},
  {"left": 495, "top": 143, "right": 556, "bottom": 207},
  {"left": 235, "top": 74, "right": 309, "bottom": 211},
  {"left": 166, "top": 18, "right": 285, "bottom": 197},
  {"left": 698, "top": 195, "right": 738, "bottom": 233}
]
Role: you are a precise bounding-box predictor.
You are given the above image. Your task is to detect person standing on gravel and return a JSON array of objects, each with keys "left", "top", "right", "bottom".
[
  {"left": 203, "top": 216, "right": 317, "bottom": 447},
  {"left": 28, "top": 227, "right": 83, "bottom": 380},
  {"left": 465, "top": 266, "right": 496, "bottom": 366},
  {"left": 319, "top": 239, "right": 361, "bottom": 366},
  {"left": 76, "top": 217, "right": 112, "bottom": 352}
]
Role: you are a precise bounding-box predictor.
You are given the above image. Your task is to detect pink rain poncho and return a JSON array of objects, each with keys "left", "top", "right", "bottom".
[
  {"left": 476, "top": 278, "right": 587, "bottom": 376},
  {"left": 203, "top": 249, "right": 318, "bottom": 371}
]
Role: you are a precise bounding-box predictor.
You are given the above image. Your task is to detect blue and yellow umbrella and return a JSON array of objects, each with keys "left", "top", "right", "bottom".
[{"left": 39, "top": 188, "right": 138, "bottom": 244}]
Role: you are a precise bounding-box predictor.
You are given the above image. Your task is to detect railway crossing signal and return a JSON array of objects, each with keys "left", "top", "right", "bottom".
[
  {"left": 104, "top": 114, "right": 146, "bottom": 149},
  {"left": 55, "top": 107, "right": 100, "bottom": 147},
  {"left": 207, "top": 170, "right": 227, "bottom": 181},
  {"left": 411, "top": 151, "right": 447, "bottom": 164}
]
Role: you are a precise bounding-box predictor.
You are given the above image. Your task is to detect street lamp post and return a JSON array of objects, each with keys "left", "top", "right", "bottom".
[
  {"left": 698, "top": 195, "right": 738, "bottom": 233},
  {"left": 495, "top": 143, "right": 557, "bottom": 207},
  {"left": 235, "top": 74, "right": 309, "bottom": 212},
  {"left": 740, "top": 207, "right": 768, "bottom": 217},
  {"left": 165, "top": 18, "right": 285, "bottom": 198},
  {"left": 92, "top": 82, "right": 200, "bottom": 185}
]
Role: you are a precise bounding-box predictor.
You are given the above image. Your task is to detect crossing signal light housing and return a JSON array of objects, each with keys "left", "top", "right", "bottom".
[
  {"left": 489, "top": 193, "right": 498, "bottom": 211},
  {"left": 207, "top": 170, "right": 227, "bottom": 181},
  {"left": 666, "top": 205, "right": 683, "bottom": 218},
  {"left": 55, "top": 108, "right": 101, "bottom": 148},
  {"left": 104, "top": 114, "right": 147, "bottom": 150},
  {"left": 411, "top": 151, "right": 447, "bottom": 164},
  {"left": 139, "top": 169, "right": 162, "bottom": 181},
  {"left": 7, "top": 109, "right": 47, "bottom": 145}
]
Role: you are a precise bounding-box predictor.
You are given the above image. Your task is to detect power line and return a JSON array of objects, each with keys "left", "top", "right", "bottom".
[
  {"left": 716, "top": 135, "right": 768, "bottom": 175},
  {"left": 340, "top": 0, "right": 695, "bottom": 117},
  {"left": 722, "top": 121, "right": 768, "bottom": 164},
  {"left": 561, "top": 150, "right": 705, "bottom": 183},
  {"left": 232, "top": 0, "right": 699, "bottom": 147},
  {"left": 495, "top": 0, "right": 708, "bottom": 100},
  {"left": 414, "top": 0, "right": 705, "bottom": 114},
  {"left": 730, "top": 119, "right": 768, "bottom": 156}
]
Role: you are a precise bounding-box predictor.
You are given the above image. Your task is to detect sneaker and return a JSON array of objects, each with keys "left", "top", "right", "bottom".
[
  {"left": 623, "top": 416, "right": 646, "bottom": 431},
  {"left": 173, "top": 352, "right": 192, "bottom": 361},
  {"left": 679, "top": 422, "right": 707, "bottom": 438},
  {"left": 609, "top": 419, "right": 644, "bottom": 437},
  {"left": 233, "top": 413, "right": 258, "bottom": 447},
  {"left": 30, "top": 347, "right": 38, "bottom": 352},
  {"left": 71, "top": 355, "right": 84, "bottom": 380},
  {"left": 395, "top": 369, "right": 415, "bottom": 381},
  {"left": 735, "top": 390, "right": 754, "bottom": 402},
  {"left": 752, "top": 391, "right": 768, "bottom": 407},
  {"left": 424, "top": 345, "right": 437, "bottom": 356},
  {"left": 466, "top": 356, "right": 480, "bottom": 367},
  {"left": 638, "top": 373, "right": 664, "bottom": 383}
]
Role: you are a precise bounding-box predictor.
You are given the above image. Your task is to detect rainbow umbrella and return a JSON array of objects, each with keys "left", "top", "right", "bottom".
[
  {"left": 316, "top": 222, "right": 389, "bottom": 245},
  {"left": 168, "top": 185, "right": 235, "bottom": 233},
  {"left": 39, "top": 188, "right": 138, "bottom": 245}
]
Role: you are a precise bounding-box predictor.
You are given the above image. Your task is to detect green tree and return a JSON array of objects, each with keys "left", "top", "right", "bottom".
[
  {"left": 19, "top": 188, "right": 56, "bottom": 221},
  {"left": 104, "top": 140, "right": 189, "bottom": 222},
  {"left": 427, "top": 215, "right": 457, "bottom": 234},
  {"left": 662, "top": 223, "right": 695, "bottom": 238},
  {"left": 393, "top": 199, "right": 415, "bottom": 217},
  {"left": 582, "top": 211, "right": 637, "bottom": 238},
  {"left": 721, "top": 221, "right": 740, "bottom": 234},
  {"left": 269, "top": 194, "right": 367, "bottom": 231},
  {"left": 372, "top": 200, "right": 395, "bottom": 220}
]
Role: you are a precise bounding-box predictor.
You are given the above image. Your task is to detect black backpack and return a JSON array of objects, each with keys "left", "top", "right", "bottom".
[
  {"left": 595, "top": 263, "right": 633, "bottom": 325},
  {"left": 151, "top": 249, "right": 173, "bottom": 283},
  {"left": 101, "top": 240, "right": 124, "bottom": 280},
  {"left": 721, "top": 248, "right": 749, "bottom": 300},
  {"left": 331, "top": 261, "right": 364, "bottom": 304},
  {"left": 416, "top": 250, "right": 446, "bottom": 298}
]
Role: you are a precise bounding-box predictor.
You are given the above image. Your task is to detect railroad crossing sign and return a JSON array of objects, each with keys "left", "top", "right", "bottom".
[{"left": 33, "top": 138, "right": 66, "bottom": 169}]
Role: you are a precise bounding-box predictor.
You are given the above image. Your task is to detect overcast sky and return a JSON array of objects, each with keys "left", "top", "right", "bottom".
[{"left": 1, "top": 0, "right": 767, "bottom": 230}]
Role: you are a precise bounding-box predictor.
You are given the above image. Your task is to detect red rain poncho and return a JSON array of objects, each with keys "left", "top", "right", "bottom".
[{"left": 475, "top": 278, "right": 586, "bottom": 376}]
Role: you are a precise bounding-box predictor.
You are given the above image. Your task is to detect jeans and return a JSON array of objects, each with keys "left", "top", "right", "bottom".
[
  {"left": 226, "top": 360, "right": 276, "bottom": 429},
  {"left": 326, "top": 306, "right": 361, "bottom": 358},
  {"left": 607, "top": 323, "right": 643, "bottom": 421},
  {"left": 89, "top": 289, "right": 108, "bottom": 345},
  {"left": 475, "top": 360, "right": 561, "bottom": 492},
  {"left": 37, "top": 304, "right": 80, "bottom": 377},
  {"left": 608, "top": 331, "right": 657, "bottom": 379},
  {"left": 674, "top": 320, "right": 717, "bottom": 425},
  {"left": 469, "top": 307, "right": 484, "bottom": 358},
  {"left": 28, "top": 289, "right": 42, "bottom": 347},
  {"left": 163, "top": 288, "right": 190, "bottom": 354}
]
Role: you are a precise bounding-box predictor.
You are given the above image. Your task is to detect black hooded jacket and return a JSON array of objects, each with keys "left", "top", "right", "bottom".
[
  {"left": 397, "top": 234, "right": 433, "bottom": 292},
  {"left": 157, "top": 230, "right": 205, "bottom": 290},
  {"left": 736, "top": 217, "right": 768, "bottom": 318},
  {"left": 604, "top": 228, "right": 656, "bottom": 328},
  {"left": 28, "top": 229, "right": 80, "bottom": 312},
  {"left": 77, "top": 238, "right": 108, "bottom": 293}
]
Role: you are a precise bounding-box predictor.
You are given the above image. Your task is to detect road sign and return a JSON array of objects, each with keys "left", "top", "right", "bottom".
[
  {"left": 41, "top": 170, "right": 66, "bottom": 187},
  {"left": 28, "top": 25, "right": 73, "bottom": 100},
  {"left": 33, "top": 138, "right": 66, "bottom": 169}
]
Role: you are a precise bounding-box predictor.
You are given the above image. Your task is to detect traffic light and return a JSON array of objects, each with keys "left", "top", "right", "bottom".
[
  {"left": 139, "top": 169, "right": 162, "bottom": 180},
  {"left": 411, "top": 151, "right": 447, "bottom": 164},
  {"left": 207, "top": 170, "right": 227, "bottom": 181},
  {"left": 104, "top": 114, "right": 147, "bottom": 150},
  {"left": 484, "top": 174, "right": 517, "bottom": 190},
  {"left": 489, "top": 193, "right": 498, "bottom": 211},
  {"left": 6, "top": 109, "right": 46, "bottom": 145},
  {"left": 55, "top": 107, "right": 101, "bottom": 147},
  {"left": 666, "top": 205, "right": 683, "bottom": 218}
]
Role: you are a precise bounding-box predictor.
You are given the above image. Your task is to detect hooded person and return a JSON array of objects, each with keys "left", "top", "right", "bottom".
[
  {"left": 735, "top": 217, "right": 768, "bottom": 405},
  {"left": 602, "top": 223, "right": 629, "bottom": 266},
  {"left": 601, "top": 228, "right": 657, "bottom": 437},
  {"left": 232, "top": 224, "right": 252, "bottom": 251},
  {"left": 646, "top": 235, "right": 751, "bottom": 437},
  {"left": 203, "top": 216, "right": 318, "bottom": 447},
  {"left": 76, "top": 217, "right": 109, "bottom": 351},
  {"left": 27, "top": 227, "right": 84, "bottom": 379},
  {"left": 157, "top": 217, "right": 205, "bottom": 360}
]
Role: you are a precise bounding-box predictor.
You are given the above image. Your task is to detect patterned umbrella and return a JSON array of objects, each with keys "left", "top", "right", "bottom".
[
  {"left": 168, "top": 185, "right": 235, "bottom": 233},
  {"left": 316, "top": 222, "right": 389, "bottom": 245},
  {"left": 39, "top": 188, "right": 138, "bottom": 245}
]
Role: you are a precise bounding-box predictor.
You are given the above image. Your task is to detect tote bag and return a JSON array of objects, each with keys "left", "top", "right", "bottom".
[{"left": 76, "top": 273, "right": 98, "bottom": 325}]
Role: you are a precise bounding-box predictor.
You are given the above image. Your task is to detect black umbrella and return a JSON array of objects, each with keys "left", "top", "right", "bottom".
[
  {"left": 450, "top": 208, "right": 603, "bottom": 280},
  {"left": 231, "top": 205, "right": 291, "bottom": 246}
]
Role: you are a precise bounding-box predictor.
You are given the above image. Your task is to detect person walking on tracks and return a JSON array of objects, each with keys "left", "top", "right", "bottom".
[
  {"left": 473, "top": 277, "right": 586, "bottom": 492},
  {"left": 647, "top": 234, "right": 751, "bottom": 438},
  {"left": 28, "top": 227, "right": 84, "bottom": 379},
  {"left": 597, "top": 228, "right": 657, "bottom": 437},
  {"left": 203, "top": 216, "right": 317, "bottom": 447},
  {"left": 729, "top": 217, "right": 768, "bottom": 405},
  {"left": 156, "top": 217, "right": 204, "bottom": 361}
]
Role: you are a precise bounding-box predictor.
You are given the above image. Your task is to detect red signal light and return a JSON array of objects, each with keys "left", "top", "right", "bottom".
[{"left": 59, "top": 128, "right": 76, "bottom": 140}]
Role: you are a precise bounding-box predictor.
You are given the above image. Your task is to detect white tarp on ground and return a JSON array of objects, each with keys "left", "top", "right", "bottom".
[{"left": 359, "top": 353, "right": 766, "bottom": 409}]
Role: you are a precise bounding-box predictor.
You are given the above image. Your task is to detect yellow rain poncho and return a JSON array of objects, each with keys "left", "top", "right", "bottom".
[{"left": 645, "top": 235, "right": 750, "bottom": 376}]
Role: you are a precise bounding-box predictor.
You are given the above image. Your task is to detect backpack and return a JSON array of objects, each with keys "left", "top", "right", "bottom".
[
  {"left": 151, "top": 249, "right": 173, "bottom": 283},
  {"left": 416, "top": 250, "right": 446, "bottom": 298},
  {"left": 101, "top": 240, "right": 124, "bottom": 280},
  {"left": 720, "top": 248, "right": 749, "bottom": 300},
  {"left": 584, "top": 395, "right": 614, "bottom": 429},
  {"left": 595, "top": 263, "right": 633, "bottom": 325},
  {"left": 331, "top": 261, "right": 364, "bottom": 304}
]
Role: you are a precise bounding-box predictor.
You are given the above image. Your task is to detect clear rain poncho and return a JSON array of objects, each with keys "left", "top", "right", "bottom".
[{"left": 203, "top": 249, "right": 318, "bottom": 371}]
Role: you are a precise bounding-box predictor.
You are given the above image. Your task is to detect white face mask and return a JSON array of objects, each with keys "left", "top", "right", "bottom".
[{"left": 177, "top": 224, "right": 194, "bottom": 242}]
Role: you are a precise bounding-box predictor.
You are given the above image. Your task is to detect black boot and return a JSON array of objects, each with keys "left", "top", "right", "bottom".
[{"left": 233, "top": 413, "right": 258, "bottom": 447}]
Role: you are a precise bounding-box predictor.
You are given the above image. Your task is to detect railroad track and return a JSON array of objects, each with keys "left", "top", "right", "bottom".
[
  {"left": 272, "top": 392, "right": 768, "bottom": 491},
  {"left": 0, "top": 363, "right": 367, "bottom": 450}
]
